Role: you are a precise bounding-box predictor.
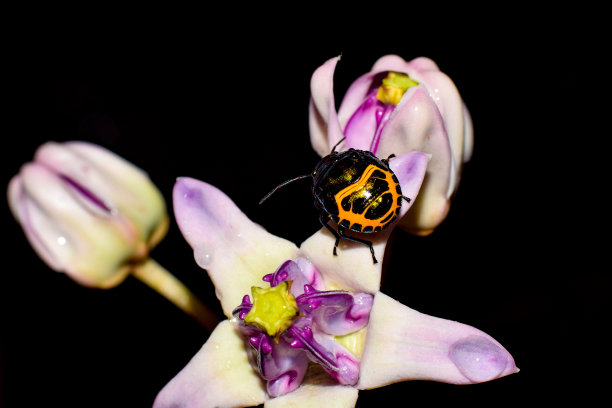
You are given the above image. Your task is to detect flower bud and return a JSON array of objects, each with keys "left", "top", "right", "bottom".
[{"left": 8, "top": 141, "right": 168, "bottom": 288}]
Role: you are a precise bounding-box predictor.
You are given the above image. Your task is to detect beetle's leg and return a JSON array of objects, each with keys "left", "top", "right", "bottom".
[
  {"left": 382, "top": 154, "right": 396, "bottom": 166},
  {"left": 337, "top": 226, "right": 378, "bottom": 264},
  {"left": 401, "top": 196, "right": 411, "bottom": 203},
  {"left": 319, "top": 213, "right": 341, "bottom": 256}
]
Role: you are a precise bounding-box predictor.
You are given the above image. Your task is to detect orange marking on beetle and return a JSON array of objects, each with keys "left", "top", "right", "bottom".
[{"left": 333, "top": 164, "right": 402, "bottom": 231}]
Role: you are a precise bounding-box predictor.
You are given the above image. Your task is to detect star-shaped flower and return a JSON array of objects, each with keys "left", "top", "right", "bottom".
[{"left": 153, "top": 171, "right": 517, "bottom": 407}]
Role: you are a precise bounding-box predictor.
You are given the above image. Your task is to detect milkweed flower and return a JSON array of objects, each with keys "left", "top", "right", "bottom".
[
  {"left": 154, "top": 170, "right": 517, "bottom": 407},
  {"left": 309, "top": 55, "right": 474, "bottom": 235},
  {"left": 8, "top": 141, "right": 218, "bottom": 329}
]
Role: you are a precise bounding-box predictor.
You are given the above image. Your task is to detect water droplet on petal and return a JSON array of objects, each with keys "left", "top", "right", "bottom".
[
  {"left": 194, "top": 247, "right": 212, "bottom": 269},
  {"left": 449, "top": 335, "right": 511, "bottom": 383}
]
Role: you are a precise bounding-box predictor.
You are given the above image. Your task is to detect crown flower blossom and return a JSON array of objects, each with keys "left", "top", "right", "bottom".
[
  {"left": 153, "top": 176, "right": 517, "bottom": 408},
  {"left": 7, "top": 141, "right": 218, "bottom": 329},
  {"left": 309, "top": 55, "right": 474, "bottom": 235}
]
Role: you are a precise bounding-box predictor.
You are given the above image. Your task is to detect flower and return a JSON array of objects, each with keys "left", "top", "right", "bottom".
[
  {"left": 8, "top": 141, "right": 218, "bottom": 329},
  {"left": 232, "top": 260, "right": 373, "bottom": 397},
  {"left": 153, "top": 173, "right": 517, "bottom": 408},
  {"left": 309, "top": 55, "right": 474, "bottom": 235}
]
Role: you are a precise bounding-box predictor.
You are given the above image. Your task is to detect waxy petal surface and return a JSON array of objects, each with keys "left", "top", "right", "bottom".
[
  {"left": 358, "top": 293, "right": 517, "bottom": 388},
  {"left": 265, "top": 367, "right": 359, "bottom": 408},
  {"left": 309, "top": 56, "right": 345, "bottom": 156},
  {"left": 377, "top": 87, "right": 455, "bottom": 234},
  {"left": 8, "top": 163, "right": 134, "bottom": 287},
  {"left": 373, "top": 55, "right": 471, "bottom": 175},
  {"left": 173, "top": 177, "right": 299, "bottom": 316},
  {"left": 154, "top": 320, "right": 267, "bottom": 408}
]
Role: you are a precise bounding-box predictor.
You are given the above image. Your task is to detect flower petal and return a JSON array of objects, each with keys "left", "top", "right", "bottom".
[
  {"left": 336, "top": 71, "right": 380, "bottom": 134},
  {"left": 373, "top": 55, "right": 472, "bottom": 178},
  {"left": 462, "top": 102, "right": 474, "bottom": 162},
  {"left": 9, "top": 163, "right": 133, "bottom": 287},
  {"left": 248, "top": 332, "right": 309, "bottom": 397},
  {"left": 358, "top": 293, "right": 518, "bottom": 388},
  {"left": 388, "top": 151, "right": 429, "bottom": 218},
  {"left": 35, "top": 141, "right": 168, "bottom": 246},
  {"left": 153, "top": 319, "right": 267, "bottom": 408},
  {"left": 264, "top": 366, "right": 359, "bottom": 408},
  {"left": 377, "top": 86, "right": 455, "bottom": 234},
  {"left": 297, "top": 288, "right": 373, "bottom": 336},
  {"left": 309, "top": 56, "right": 345, "bottom": 155},
  {"left": 173, "top": 177, "right": 299, "bottom": 316},
  {"left": 299, "top": 227, "right": 389, "bottom": 294}
]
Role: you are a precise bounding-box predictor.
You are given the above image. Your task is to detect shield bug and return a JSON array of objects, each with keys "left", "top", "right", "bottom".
[{"left": 260, "top": 139, "right": 410, "bottom": 264}]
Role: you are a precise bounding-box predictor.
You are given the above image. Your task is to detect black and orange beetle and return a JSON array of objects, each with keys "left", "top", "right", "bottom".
[{"left": 260, "top": 139, "right": 410, "bottom": 264}]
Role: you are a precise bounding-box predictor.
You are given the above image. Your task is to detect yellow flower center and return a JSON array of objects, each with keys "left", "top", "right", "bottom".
[
  {"left": 376, "top": 71, "right": 419, "bottom": 105},
  {"left": 243, "top": 281, "right": 299, "bottom": 338}
]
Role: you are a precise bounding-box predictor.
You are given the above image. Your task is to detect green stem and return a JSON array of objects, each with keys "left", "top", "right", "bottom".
[{"left": 131, "top": 258, "right": 220, "bottom": 331}]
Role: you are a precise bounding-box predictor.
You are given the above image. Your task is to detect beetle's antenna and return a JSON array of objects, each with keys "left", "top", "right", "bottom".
[
  {"left": 259, "top": 174, "right": 312, "bottom": 205},
  {"left": 330, "top": 137, "right": 346, "bottom": 153}
]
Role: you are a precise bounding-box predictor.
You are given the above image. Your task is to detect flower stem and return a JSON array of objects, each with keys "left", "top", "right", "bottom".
[{"left": 131, "top": 258, "right": 220, "bottom": 331}]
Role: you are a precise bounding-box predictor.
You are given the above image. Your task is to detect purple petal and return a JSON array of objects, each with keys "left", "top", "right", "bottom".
[
  {"left": 232, "top": 294, "right": 253, "bottom": 320},
  {"left": 358, "top": 293, "right": 518, "bottom": 388},
  {"left": 153, "top": 320, "right": 267, "bottom": 408},
  {"left": 343, "top": 91, "right": 394, "bottom": 152},
  {"left": 173, "top": 177, "right": 299, "bottom": 316},
  {"left": 294, "top": 257, "right": 325, "bottom": 292},
  {"left": 253, "top": 333, "right": 309, "bottom": 397},
  {"left": 263, "top": 258, "right": 323, "bottom": 297},
  {"left": 285, "top": 319, "right": 360, "bottom": 386},
  {"left": 336, "top": 70, "right": 381, "bottom": 128},
  {"left": 297, "top": 289, "right": 373, "bottom": 336},
  {"left": 388, "top": 151, "right": 429, "bottom": 219},
  {"left": 265, "top": 379, "right": 358, "bottom": 408}
]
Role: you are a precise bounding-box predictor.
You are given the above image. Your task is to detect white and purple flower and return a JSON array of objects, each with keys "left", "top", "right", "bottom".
[
  {"left": 309, "top": 55, "right": 473, "bottom": 235},
  {"left": 153, "top": 174, "right": 517, "bottom": 408},
  {"left": 7, "top": 141, "right": 217, "bottom": 329}
]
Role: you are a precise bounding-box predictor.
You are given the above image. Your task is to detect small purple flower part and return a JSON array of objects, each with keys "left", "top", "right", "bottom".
[
  {"left": 342, "top": 89, "right": 396, "bottom": 154},
  {"left": 285, "top": 319, "right": 360, "bottom": 386},
  {"left": 296, "top": 285, "right": 373, "bottom": 335},
  {"left": 248, "top": 331, "right": 309, "bottom": 397},
  {"left": 232, "top": 294, "right": 253, "bottom": 320},
  {"left": 263, "top": 259, "right": 324, "bottom": 297}
]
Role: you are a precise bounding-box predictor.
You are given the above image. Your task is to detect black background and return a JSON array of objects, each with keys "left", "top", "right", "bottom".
[{"left": 1, "top": 13, "right": 607, "bottom": 408}]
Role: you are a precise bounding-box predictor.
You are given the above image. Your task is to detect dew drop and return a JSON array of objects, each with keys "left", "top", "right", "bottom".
[
  {"left": 194, "top": 247, "right": 212, "bottom": 269},
  {"left": 57, "top": 236, "right": 67, "bottom": 246},
  {"left": 448, "top": 335, "right": 510, "bottom": 383}
]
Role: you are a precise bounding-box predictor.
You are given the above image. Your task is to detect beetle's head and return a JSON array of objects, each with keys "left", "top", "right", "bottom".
[{"left": 312, "top": 151, "right": 339, "bottom": 186}]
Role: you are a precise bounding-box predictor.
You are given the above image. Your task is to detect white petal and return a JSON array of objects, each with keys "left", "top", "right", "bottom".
[
  {"left": 299, "top": 227, "right": 390, "bottom": 294},
  {"left": 173, "top": 177, "right": 299, "bottom": 316},
  {"left": 154, "top": 320, "right": 267, "bottom": 408},
  {"left": 358, "top": 293, "right": 518, "bottom": 388}
]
